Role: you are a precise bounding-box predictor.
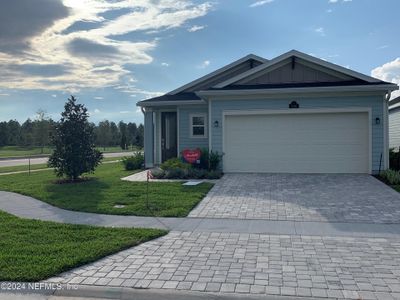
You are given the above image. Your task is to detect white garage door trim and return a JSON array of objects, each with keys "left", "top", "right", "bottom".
[{"left": 222, "top": 107, "right": 372, "bottom": 174}]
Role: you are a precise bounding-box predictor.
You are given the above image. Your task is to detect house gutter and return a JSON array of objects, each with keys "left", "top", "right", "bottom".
[
  {"left": 136, "top": 100, "right": 206, "bottom": 107},
  {"left": 197, "top": 84, "right": 398, "bottom": 99}
]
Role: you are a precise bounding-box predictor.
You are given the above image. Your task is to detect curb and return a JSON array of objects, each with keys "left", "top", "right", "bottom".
[{"left": 1, "top": 284, "right": 333, "bottom": 300}]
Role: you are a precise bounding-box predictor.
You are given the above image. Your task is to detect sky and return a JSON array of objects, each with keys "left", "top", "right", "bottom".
[{"left": 0, "top": 0, "right": 399, "bottom": 124}]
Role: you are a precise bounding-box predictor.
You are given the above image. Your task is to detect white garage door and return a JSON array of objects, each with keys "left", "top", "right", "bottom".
[{"left": 223, "top": 112, "right": 370, "bottom": 173}]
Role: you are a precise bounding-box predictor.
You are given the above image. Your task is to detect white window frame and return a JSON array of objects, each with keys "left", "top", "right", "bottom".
[{"left": 190, "top": 113, "right": 208, "bottom": 138}]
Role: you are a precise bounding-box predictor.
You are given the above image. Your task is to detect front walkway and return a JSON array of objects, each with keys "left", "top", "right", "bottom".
[{"left": 189, "top": 174, "right": 400, "bottom": 223}]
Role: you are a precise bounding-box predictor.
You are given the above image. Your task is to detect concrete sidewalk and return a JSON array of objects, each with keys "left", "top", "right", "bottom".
[{"left": 1, "top": 191, "right": 400, "bottom": 238}]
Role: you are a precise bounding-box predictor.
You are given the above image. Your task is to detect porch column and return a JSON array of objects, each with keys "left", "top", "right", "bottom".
[{"left": 143, "top": 108, "right": 154, "bottom": 168}]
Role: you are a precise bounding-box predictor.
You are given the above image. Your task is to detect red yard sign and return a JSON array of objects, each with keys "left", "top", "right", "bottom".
[{"left": 182, "top": 149, "right": 201, "bottom": 164}]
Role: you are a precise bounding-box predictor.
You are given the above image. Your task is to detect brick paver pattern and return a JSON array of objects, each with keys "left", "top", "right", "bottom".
[
  {"left": 52, "top": 231, "right": 400, "bottom": 299},
  {"left": 189, "top": 174, "right": 400, "bottom": 223}
]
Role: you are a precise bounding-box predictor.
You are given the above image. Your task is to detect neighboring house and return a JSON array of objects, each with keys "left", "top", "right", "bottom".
[
  {"left": 389, "top": 96, "right": 400, "bottom": 150},
  {"left": 137, "top": 50, "right": 398, "bottom": 174}
]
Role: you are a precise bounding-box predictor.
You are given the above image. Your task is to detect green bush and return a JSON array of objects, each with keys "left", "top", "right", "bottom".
[
  {"left": 186, "top": 168, "right": 207, "bottom": 179},
  {"left": 209, "top": 150, "right": 222, "bottom": 171},
  {"left": 205, "top": 170, "right": 223, "bottom": 179},
  {"left": 121, "top": 152, "right": 144, "bottom": 170},
  {"left": 381, "top": 169, "right": 400, "bottom": 185},
  {"left": 198, "top": 148, "right": 209, "bottom": 169},
  {"left": 160, "top": 158, "right": 191, "bottom": 171},
  {"left": 151, "top": 169, "right": 165, "bottom": 179},
  {"left": 164, "top": 168, "right": 186, "bottom": 179}
]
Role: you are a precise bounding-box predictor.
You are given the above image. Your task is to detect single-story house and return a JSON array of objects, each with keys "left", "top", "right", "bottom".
[
  {"left": 389, "top": 96, "right": 400, "bottom": 150},
  {"left": 137, "top": 50, "right": 398, "bottom": 174}
]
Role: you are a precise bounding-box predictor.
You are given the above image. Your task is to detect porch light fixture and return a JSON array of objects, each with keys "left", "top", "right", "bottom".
[
  {"left": 213, "top": 120, "right": 219, "bottom": 128},
  {"left": 289, "top": 101, "right": 299, "bottom": 109},
  {"left": 375, "top": 117, "right": 380, "bottom": 125}
]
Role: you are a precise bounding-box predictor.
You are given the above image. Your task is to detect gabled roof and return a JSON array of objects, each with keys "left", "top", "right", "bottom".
[
  {"left": 168, "top": 54, "right": 268, "bottom": 95},
  {"left": 137, "top": 50, "right": 398, "bottom": 107},
  {"left": 214, "top": 50, "right": 382, "bottom": 88}
]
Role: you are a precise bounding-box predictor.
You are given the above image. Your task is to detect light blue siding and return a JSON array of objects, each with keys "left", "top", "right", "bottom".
[
  {"left": 210, "top": 95, "right": 384, "bottom": 173},
  {"left": 178, "top": 105, "right": 209, "bottom": 153},
  {"left": 143, "top": 111, "right": 154, "bottom": 167},
  {"left": 389, "top": 107, "right": 400, "bottom": 149}
]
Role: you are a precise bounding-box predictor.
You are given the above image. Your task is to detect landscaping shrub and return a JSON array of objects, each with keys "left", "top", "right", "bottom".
[
  {"left": 209, "top": 150, "right": 222, "bottom": 171},
  {"left": 164, "top": 168, "right": 186, "bottom": 179},
  {"left": 121, "top": 152, "right": 144, "bottom": 170},
  {"left": 186, "top": 168, "right": 208, "bottom": 179},
  {"left": 380, "top": 169, "right": 400, "bottom": 185},
  {"left": 151, "top": 169, "right": 165, "bottom": 179},
  {"left": 205, "top": 170, "right": 223, "bottom": 179},
  {"left": 198, "top": 148, "right": 209, "bottom": 169},
  {"left": 160, "top": 157, "right": 191, "bottom": 171}
]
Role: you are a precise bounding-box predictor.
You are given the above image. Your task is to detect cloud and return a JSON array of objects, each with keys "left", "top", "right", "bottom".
[
  {"left": 378, "top": 45, "right": 389, "bottom": 50},
  {"left": 0, "top": 0, "right": 69, "bottom": 53},
  {"left": 249, "top": 0, "right": 274, "bottom": 7},
  {"left": 0, "top": 93, "right": 10, "bottom": 97},
  {"left": 328, "top": 0, "right": 339, "bottom": 2},
  {"left": 198, "top": 60, "right": 210, "bottom": 69},
  {"left": 119, "top": 111, "right": 130, "bottom": 114},
  {"left": 94, "top": 96, "right": 104, "bottom": 100},
  {"left": 371, "top": 58, "right": 400, "bottom": 99},
  {"left": 315, "top": 27, "right": 326, "bottom": 36},
  {"left": 94, "top": 108, "right": 101, "bottom": 114},
  {"left": 188, "top": 25, "right": 205, "bottom": 32},
  {"left": 326, "top": 9, "right": 333, "bottom": 13},
  {"left": 0, "top": 0, "right": 212, "bottom": 91},
  {"left": 51, "top": 94, "right": 57, "bottom": 97},
  {"left": 161, "top": 62, "right": 170, "bottom": 67}
]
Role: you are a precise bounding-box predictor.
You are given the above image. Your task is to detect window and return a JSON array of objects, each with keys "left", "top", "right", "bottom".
[{"left": 190, "top": 114, "right": 207, "bottom": 138}]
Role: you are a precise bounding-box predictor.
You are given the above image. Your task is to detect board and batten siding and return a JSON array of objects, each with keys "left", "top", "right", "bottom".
[
  {"left": 178, "top": 105, "right": 209, "bottom": 153},
  {"left": 210, "top": 95, "right": 384, "bottom": 173},
  {"left": 389, "top": 107, "right": 400, "bottom": 149}
]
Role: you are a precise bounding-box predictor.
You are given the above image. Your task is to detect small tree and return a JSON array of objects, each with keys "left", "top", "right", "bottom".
[{"left": 48, "top": 96, "right": 103, "bottom": 181}]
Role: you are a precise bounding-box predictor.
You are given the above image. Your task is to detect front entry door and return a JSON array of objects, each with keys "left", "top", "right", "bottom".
[{"left": 161, "top": 112, "right": 177, "bottom": 162}]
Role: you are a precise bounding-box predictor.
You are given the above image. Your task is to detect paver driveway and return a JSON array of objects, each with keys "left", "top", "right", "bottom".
[
  {"left": 53, "top": 231, "right": 400, "bottom": 299},
  {"left": 47, "top": 173, "right": 400, "bottom": 299},
  {"left": 189, "top": 174, "right": 400, "bottom": 223}
]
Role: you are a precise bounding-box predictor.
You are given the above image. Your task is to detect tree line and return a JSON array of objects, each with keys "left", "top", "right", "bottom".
[{"left": 0, "top": 110, "right": 144, "bottom": 152}]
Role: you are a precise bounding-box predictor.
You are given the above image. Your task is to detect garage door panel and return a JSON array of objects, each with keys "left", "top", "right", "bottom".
[{"left": 223, "top": 112, "right": 369, "bottom": 173}]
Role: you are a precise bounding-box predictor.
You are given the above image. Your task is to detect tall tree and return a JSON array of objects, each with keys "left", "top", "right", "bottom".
[
  {"left": 0, "top": 122, "right": 8, "bottom": 147},
  {"left": 6, "top": 120, "right": 21, "bottom": 145},
  {"left": 48, "top": 96, "right": 102, "bottom": 181},
  {"left": 118, "top": 121, "right": 128, "bottom": 150},
  {"left": 127, "top": 122, "right": 137, "bottom": 147},
  {"left": 33, "top": 109, "right": 50, "bottom": 153},
  {"left": 110, "top": 121, "right": 119, "bottom": 146},
  {"left": 20, "top": 119, "right": 34, "bottom": 146},
  {"left": 136, "top": 123, "right": 144, "bottom": 148},
  {"left": 96, "top": 120, "right": 111, "bottom": 150}
]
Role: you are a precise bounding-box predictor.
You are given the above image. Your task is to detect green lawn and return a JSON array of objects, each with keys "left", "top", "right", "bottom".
[
  {"left": 0, "top": 146, "right": 53, "bottom": 158},
  {"left": 0, "top": 146, "right": 139, "bottom": 158},
  {"left": 0, "top": 162, "right": 213, "bottom": 217},
  {"left": 0, "top": 163, "right": 49, "bottom": 174},
  {"left": 0, "top": 157, "right": 122, "bottom": 174},
  {"left": 0, "top": 210, "right": 166, "bottom": 281}
]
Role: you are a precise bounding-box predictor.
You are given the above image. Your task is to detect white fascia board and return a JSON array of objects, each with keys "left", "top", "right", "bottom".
[
  {"left": 215, "top": 50, "right": 384, "bottom": 88},
  {"left": 167, "top": 54, "right": 268, "bottom": 95},
  {"left": 137, "top": 100, "right": 206, "bottom": 107},
  {"left": 197, "top": 84, "right": 398, "bottom": 99}
]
